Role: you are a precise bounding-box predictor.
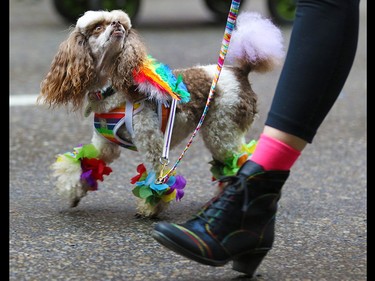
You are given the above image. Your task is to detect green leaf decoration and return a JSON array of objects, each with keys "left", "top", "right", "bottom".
[
  {"left": 146, "top": 196, "right": 160, "bottom": 206},
  {"left": 132, "top": 186, "right": 141, "bottom": 198},
  {"left": 139, "top": 186, "right": 153, "bottom": 199}
]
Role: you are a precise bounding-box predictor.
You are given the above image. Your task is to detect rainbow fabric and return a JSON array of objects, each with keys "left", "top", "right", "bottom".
[
  {"left": 133, "top": 55, "right": 190, "bottom": 103},
  {"left": 93, "top": 101, "right": 171, "bottom": 151},
  {"left": 93, "top": 104, "right": 141, "bottom": 151}
]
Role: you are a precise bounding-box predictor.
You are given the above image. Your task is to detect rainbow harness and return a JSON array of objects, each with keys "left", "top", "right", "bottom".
[{"left": 94, "top": 100, "right": 170, "bottom": 151}]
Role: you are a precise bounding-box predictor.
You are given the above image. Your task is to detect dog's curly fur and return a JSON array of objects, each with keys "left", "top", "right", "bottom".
[{"left": 38, "top": 9, "right": 284, "bottom": 218}]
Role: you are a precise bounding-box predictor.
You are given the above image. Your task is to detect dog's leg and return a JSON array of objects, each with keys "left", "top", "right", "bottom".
[
  {"left": 51, "top": 155, "right": 88, "bottom": 208},
  {"left": 91, "top": 132, "right": 121, "bottom": 164},
  {"left": 131, "top": 105, "right": 171, "bottom": 218},
  {"left": 201, "top": 116, "right": 252, "bottom": 194},
  {"left": 51, "top": 132, "right": 120, "bottom": 208}
]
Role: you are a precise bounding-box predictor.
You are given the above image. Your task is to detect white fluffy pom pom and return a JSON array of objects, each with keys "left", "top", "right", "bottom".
[{"left": 226, "top": 12, "right": 285, "bottom": 72}]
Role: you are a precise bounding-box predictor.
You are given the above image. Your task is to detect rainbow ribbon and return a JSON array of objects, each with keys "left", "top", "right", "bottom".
[{"left": 159, "top": 0, "right": 242, "bottom": 183}]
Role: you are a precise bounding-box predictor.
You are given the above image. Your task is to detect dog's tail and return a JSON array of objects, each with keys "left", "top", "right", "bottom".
[{"left": 226, "top": 12, "right": 285, "bottom": 73}]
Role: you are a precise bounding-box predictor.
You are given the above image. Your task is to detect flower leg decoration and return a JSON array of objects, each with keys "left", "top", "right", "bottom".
[
  {"left": 51, "top": 144, "right": 112, "bottom": 207},
  {"left": 209, "top": 140, "right": 257, "bottom": 189},
  {"left": 131, "top": 163, "right": 186, "bottom": 218}
]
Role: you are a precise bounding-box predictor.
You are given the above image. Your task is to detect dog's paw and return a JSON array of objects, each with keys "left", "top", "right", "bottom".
[
  {"left": 67, "top": 183, "right": 90, "bottom": 208},
  {"left": 135, "top": 199, "right": 169, "bottom": 219},
  {"left": 54, "top": 181, "right": 89, "bottom": 208},
  {"left": 70, "top": 197, "right": 81, "bottom": 208}
]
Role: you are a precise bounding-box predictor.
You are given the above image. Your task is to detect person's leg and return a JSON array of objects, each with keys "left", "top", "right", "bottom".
[
  {"left": 265, "top": 1, "right": 359, "bottom": 144},
  {"left": 152, "top": 0, "right": 360, "bottom": 277}
]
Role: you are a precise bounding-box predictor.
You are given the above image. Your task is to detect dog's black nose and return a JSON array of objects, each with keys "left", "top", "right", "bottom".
[{"left": 111, "top": 21, "right": 121, "bottom": 27}]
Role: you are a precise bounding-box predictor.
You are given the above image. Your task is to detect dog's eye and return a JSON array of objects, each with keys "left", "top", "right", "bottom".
[{"left": 94, "top": 25, "right": 103, "bottom": 32}]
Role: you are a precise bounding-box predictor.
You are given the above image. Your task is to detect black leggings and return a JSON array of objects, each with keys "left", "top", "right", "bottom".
[{"left": 265, "top": 0, "right": 360, "bottom": 143}]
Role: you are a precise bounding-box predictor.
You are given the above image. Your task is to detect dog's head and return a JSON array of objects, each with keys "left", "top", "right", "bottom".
[
  {"left": 39, "top": 10, "right": 147, "bottom": 111},
  {"left": 77, "top": 10, "right": 131, "bottom": 65}
]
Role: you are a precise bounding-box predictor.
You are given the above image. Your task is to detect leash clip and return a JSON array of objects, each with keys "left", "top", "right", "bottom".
[{"left": 156, "top": 157, "right": 170, "bottom": 184}]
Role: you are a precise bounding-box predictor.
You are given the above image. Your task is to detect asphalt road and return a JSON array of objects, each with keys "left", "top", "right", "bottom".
[{"left": 10, "top": 0, "right": 367, "bottom": 280}]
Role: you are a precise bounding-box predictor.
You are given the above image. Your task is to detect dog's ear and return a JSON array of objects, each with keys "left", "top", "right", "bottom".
[
  {"left": 38, "top": 29, "right": 96, "bottom": 111},
  {"left": 111, "top": 29, "right": 147, "bottom": 98}
]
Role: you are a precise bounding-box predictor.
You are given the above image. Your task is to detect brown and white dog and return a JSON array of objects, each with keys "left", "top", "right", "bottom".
[{"left": 38, "top": 9, "right": 284, "bottom": 218}]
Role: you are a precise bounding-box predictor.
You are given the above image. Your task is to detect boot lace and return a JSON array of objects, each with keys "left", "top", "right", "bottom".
[{"left": 193, "top": 174, "right": 249, "bottom": 224}]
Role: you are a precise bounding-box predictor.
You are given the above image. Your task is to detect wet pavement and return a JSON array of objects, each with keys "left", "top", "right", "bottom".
[{"left": 10, "top": 0, "right": 367, "bottom": 280}]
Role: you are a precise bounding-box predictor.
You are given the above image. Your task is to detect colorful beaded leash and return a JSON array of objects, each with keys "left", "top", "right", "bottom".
[{"left": 157, "top": 0, "right": 242, "bottom": 184}]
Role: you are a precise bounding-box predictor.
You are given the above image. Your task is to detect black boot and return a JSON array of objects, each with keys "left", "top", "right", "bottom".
[{"left": 152, "top": 160, "right": 289, "bottom": 277}]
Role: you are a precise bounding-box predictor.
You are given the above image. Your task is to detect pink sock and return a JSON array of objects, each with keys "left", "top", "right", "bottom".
[{"left": 250, "top": 133, "right": 301, "bottom": 171}]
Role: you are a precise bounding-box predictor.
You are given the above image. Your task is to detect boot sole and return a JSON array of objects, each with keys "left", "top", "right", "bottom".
[
  {"left": 152, "top": 229, "right": 227, "bottom": 267},
  {"left": 152, "top": 229, "right": 268, "bottom": 276}
]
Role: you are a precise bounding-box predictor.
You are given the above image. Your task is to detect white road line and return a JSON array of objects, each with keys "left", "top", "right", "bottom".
[{"left": 9, "top": 95, "right": 39, "bottom": 107}]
